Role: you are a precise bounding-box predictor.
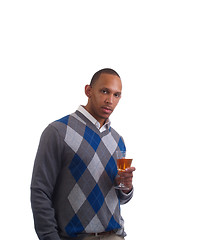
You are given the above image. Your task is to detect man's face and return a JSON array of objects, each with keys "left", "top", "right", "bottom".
[{"left": 85, "top": 73, "right": 122, "bottom": 126}]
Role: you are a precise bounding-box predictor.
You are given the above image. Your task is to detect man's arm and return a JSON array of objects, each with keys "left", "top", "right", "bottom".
[
  {"left": 117, "top": 167, "right": 135, "bottom": 204},
  {"left": 31, "top": 125, "right": 63, "bottom": 240}
]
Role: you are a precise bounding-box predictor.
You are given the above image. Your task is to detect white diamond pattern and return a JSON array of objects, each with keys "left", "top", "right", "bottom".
[
  {"left": 65, "top": 125, "right": 83, "bottom": 152},
  {"left": 85, "top": 214, "right": 105, "bottom": 233},
  {"left": 105, "top": 188, "right": 119, "bottom": 215},
  {"left": 87, "top": 153, "right": 104, "bottom": 182},
  {"left": 68, "top": 183, "right": 86, "bottom": 213},
  {"left": 102, "top": 132, "right": 118, "bottom": 155}
]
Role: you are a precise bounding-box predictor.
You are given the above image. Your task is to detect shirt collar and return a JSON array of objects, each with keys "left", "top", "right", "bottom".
[{"left": 77, "top": 105, "right": 111, "bottom": 132}]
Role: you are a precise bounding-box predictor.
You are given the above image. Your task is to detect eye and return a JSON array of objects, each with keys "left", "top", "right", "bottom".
[
  {"left": 101, "top": 89, "right": 108, "bottom": 94},
  {"left": 114, "top": 93, "right": 121, "bottom": 98}
]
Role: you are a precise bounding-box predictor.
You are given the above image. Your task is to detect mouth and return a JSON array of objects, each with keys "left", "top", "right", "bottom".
[{"left": 101, "top": 106, "right": 113, "bottom": 114}]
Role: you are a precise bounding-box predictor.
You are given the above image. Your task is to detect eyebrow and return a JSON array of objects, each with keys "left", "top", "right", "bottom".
[{"left": 101, "top": 87, "right": 121, "bottom": 95}]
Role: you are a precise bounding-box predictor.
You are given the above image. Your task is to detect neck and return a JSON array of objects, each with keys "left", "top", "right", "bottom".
[{"left": 83, "top": 105, "right": 107, "bottom": 128}]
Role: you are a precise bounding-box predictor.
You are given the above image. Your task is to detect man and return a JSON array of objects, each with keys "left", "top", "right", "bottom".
[{"left": 31, "top": 68, "right": 135, "bottom": 240}]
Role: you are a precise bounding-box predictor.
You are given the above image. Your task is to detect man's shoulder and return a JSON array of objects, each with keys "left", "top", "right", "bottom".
[
  {"left": 49, "top": 114, "right": 70, "bottom": 132},
  {"left": 49, "top": 111, "right": 86, "bottom": 133},
  {"left": 109, "top": 126, "right": 124, "bottom": 143},
  {"left": 54, "top": 111, "right": 86, "bottom": 125},
  {"left": 109, "top": 126, "right": 121, "bottom": 137},
  {"left": 55, "top": 114, "right": 70, "bottom": 125}
]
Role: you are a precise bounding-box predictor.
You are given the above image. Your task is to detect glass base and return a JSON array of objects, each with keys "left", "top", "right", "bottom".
[{"left": 114, "top": 183, "right": 129, "bottom": 190}]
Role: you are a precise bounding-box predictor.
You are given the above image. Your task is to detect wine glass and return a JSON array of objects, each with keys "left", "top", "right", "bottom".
[{"left": 114, "top": 150, "right": 133, "bottom": 190}]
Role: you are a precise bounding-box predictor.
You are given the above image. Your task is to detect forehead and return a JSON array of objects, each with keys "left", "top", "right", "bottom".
[{"left": 94, "top": 73, "right": 122, "bottom": 91}]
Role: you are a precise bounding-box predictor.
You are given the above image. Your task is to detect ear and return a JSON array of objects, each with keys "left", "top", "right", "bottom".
[{"left": 85, "top": 85, "right": 92, "bottom": 98}]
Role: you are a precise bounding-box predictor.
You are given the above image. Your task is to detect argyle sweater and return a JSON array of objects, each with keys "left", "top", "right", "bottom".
[{"left": 31, "top": 110, "right": 133, "bottom": 240}]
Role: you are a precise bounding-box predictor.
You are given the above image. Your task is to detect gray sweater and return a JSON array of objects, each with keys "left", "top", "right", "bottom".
[{"left": 31, "top": 110, "right": 133, "bottom": 240}]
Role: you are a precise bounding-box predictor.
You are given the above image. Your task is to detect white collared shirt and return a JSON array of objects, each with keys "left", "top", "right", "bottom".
[{"left": 78, "top": 105, "right": 111, "bottom": 133}]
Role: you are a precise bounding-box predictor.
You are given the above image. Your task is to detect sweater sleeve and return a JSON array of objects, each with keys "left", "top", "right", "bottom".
[
  {"left": 31, "top": 125, "right": 63, "bottom": 240},
  {"left": 118, "top": 188, "right": 134, "bottom": 205}
]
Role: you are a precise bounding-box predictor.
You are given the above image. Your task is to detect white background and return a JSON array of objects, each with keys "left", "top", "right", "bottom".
[{"left": 0, "top": 1, "right": 205, "bottom": 239}]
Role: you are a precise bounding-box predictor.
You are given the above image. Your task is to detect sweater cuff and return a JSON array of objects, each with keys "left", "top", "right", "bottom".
[{"left": 118, "top": 188, "right": 134, "bottom": 205}]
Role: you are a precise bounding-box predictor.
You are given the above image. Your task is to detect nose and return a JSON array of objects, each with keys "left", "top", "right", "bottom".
[{"left": 105, "top": 94, "right": 113, "bottom": 104}]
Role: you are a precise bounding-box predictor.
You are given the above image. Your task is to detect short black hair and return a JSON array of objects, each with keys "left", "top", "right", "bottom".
[{"left": 90, "top": 68, "right": 120, "bottom": 86}]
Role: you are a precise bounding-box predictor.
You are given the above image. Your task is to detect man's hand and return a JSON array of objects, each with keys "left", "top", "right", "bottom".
[{"left": 116, "top": 167, "right": 136, "bottom": 194}]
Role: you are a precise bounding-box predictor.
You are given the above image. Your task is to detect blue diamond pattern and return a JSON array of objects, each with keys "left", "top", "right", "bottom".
[
  {"left": 105, "top": 156, "right": 118, "bottom": 182},
  {"left": 56, "top": 115, "right": 69, "bottom": 125},
  {"left": 105, "top": 216, "right": 121, "bottom": 232},
  {"left": 88, "top": 184, "right": 104, "bottom": 213},
  {"left": 118, "top": 137, "right": 126, "bottom": 152},
  {"left": 84, "top": 126, "right": 101, "bottom": 151},
  {"left": 65, "top": 214, "right": 84, "bottom": 237},
  {"left": 69, "top": 154, "right": 87, "bottom": 182}
]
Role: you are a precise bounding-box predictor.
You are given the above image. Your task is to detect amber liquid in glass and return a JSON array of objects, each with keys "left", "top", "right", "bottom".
[{"left": 117, "top": 158, "right": 132, "bottom": 171}]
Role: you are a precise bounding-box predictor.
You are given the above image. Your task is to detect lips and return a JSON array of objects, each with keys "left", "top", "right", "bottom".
[{"left": 101, "top": 106, "right": 113, "bottom": 114}]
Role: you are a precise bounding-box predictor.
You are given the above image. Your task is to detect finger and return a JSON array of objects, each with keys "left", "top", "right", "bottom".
[
  {"left": 123, "top": 177, "right": 133, "bottom": 183},
  {"left": 123, "top": 178, "right": 133, "bottom": 186},
  {"left": 124, "top": 167, "right": 136, "bottom": 173},
  {"left": 119, "top": 171, "right": 133, "bottom": 178}
]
